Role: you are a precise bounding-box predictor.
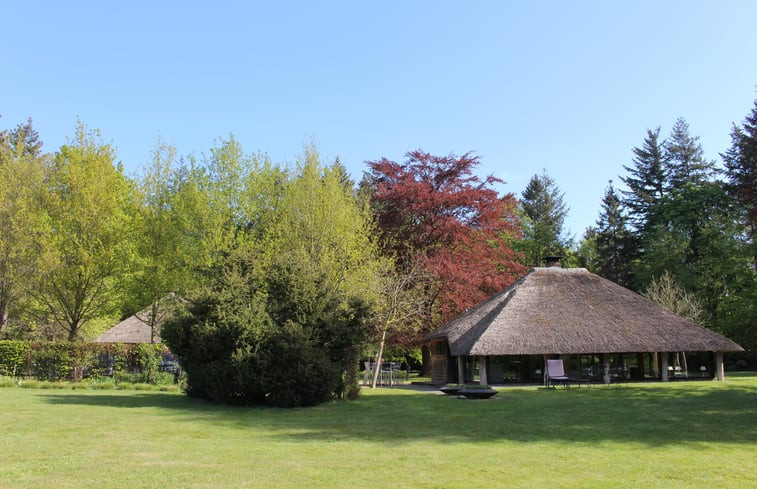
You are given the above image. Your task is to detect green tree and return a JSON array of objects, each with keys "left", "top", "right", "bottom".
[
  {"left": 574, "top": 226, "right": 599, "bottom": 272},
  {"left": 276, "top": 145, "right": 382, "bottom": 298},
  {"left": 0, "top": 119, "right": 49, "bottom": 336},
  {"left": 637, "top": 183, "right": 754, "bottom": 335},
  {"left": 128, "top": 139, "right": 205, "bottom": 342},
  {"left": 594, "top": 181, "right": 636, "bottom": 287},
  {"left": 33, "top": 122, "right": 135, "bottom": 341},
  {"left": 665, "top": 118, "right": 716, "bottom": 191},
  {"left": 621, "top": 127, "right": 667, "bottom": 235},
  {"left": 721, "top": 96, "right": 757, "bottom": 241},
  {"left": 202, "top": 135, "right": 285, "bottom": 255},
  {"left": 0, "top": 118, "right": 43, "bottom": 158},
  {"left": 519, "top": 171, "right": 569, "bottom": 266}
]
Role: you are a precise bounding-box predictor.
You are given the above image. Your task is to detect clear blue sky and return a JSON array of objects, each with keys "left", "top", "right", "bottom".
[{"left": 3, "top": 1, "right": 757, "bottom": 237}]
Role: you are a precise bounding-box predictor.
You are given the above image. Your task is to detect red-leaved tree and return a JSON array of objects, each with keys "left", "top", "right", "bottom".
[{"left": 367, "top": 150, "right": 527, "bottom": 360}]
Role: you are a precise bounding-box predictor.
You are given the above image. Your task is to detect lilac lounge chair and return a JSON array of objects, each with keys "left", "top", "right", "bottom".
[
  {"left": 546, "top": 359, "right": 571, "bottom": 388},
  {"left": 547, "top": 359, "right": 591, "bottom": 388}
]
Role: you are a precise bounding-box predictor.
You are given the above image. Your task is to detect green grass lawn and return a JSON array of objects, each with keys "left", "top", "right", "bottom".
[{"left": 1, "top": 375, "right": 756, "bottom": 489}]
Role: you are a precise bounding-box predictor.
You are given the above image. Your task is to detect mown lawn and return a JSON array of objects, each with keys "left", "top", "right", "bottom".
[{"left": 1, "top": 375, "right": 756, "bottom": 488}]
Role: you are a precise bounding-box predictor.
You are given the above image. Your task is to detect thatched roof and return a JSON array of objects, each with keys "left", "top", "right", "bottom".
[
  {"left": 93, "top": 294, "right": 185, "bottom": 344},
  {"left": 425, "top": 267, "right": 743, "bottom": 355},
  {"left": 93, "top": 314, "right": 159, "bottom": 344}
]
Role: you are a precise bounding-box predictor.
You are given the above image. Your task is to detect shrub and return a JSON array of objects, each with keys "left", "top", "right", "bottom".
[
  {"left": 162, "top": 274, "right": 273, "bottom": 405},
  {"left": 257, "top": 320, "right": 339, "bottom": 407},
  {"left": 0, "top": 340, "right": 30, "bottom": 377},
  {"left": 162, "top": 251, "right": 369, "bottom": 407},
  {"left": 131, "top": 343, "right": 165, "bottom": 383},
  {"left": 29, "top": 342, "right": 72, "bottom": 381},
  {"left": 0, "top": 340, "right": 176, "bottom": 385}
]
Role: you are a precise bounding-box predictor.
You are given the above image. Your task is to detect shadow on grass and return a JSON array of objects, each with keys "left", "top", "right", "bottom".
[{"left": 38, "top": 380, "right": 757, "bottom": 447}]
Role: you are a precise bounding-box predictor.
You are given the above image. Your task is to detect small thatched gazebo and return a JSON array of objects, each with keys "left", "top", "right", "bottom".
[
  {"left": 93, "top": 294, "right": 185, "bottom": 344},
  {"left": 93, "top": 314, "right": 160, "bottom": 344},
  {"left": 424, "top": 265, "right": 743, "bottom": 385}
]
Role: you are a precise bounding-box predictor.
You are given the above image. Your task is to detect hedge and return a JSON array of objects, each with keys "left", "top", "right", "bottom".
[{"left": 0, "top": 340, "right": 170, "bottom": 383}]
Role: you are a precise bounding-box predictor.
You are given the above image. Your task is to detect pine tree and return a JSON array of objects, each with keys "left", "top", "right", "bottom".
[
  {"left": 665, "top": 118, "right": 716, "bottom": 190},
  {"left": 620, "top": 127, "right": 667, "bottom": 233},
  {"left": 721, "top": 96, "right": 757, "bottom": 238},
  {"left": 594, "top": 181, "right": 636, "bottom": 287},
  {"left": 0, "top": 118, "right": 43, "bottom": 158},
  {"left": 519, "top": 172, "right": 569, "bottom": 266}
]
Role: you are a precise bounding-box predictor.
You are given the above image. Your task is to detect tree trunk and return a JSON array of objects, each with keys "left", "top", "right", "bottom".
[
  {"left": 0, "top": 308, "right": 7, "bottom": 338},
  {"left": 150, "top": 302, "right": 159, "bottom": 343},
  {"left": 67, "top": 323, "right": 80, "bottom": 342},
  {"left": 715, "top": 351, "right": 725, "bottom": 381},
  {"left": 420, "top": 344, "right": 431, "bottom": 377},
  {"left": 371, "top": 327, "right": 388, "bottom": 388}
]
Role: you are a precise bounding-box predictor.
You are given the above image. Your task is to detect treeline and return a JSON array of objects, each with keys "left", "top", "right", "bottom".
[
  {"left": 1, "top": 95, "right": 755, "bottom": 402},
  {"left": 0, "top": 125, "right": 379, "bottom": 341}
]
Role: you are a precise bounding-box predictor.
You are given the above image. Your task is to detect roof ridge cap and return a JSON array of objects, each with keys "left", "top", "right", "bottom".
[{"left": 532, "top": 267, "right": 588, "bottom": 273}]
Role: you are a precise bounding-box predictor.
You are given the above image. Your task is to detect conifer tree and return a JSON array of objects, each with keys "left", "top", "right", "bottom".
[
  {"left": 0, "top": 118, "right": 43, "bottom": 158},
  {"left": 665, "top": 118, "right": 716, "bottom": 190},
  {"left": 594, "top": 181, "right": 635, "bottom": 287},
  {"left": 721, "top": 96, "right": 757, "bottom": 239},
  {"left": 519, "top": 172, "right": 569, "bottom": 266},
  {"left": 620, "top": 127, "right": 667, "bottom": 233}
]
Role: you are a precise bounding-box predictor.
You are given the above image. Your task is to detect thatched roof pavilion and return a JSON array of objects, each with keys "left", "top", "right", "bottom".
[
  {"left": 424, "top": 266, "right": 743, "bottom": 385},
  {"left": 93, "top": 294, "right": 185, "bottom": 344},
  {"left": 93, "top": 314, "right": 160, "bottom": 344}
]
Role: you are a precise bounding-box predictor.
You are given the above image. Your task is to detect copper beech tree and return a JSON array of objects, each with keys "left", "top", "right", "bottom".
[{"left": 367, "top": 150, "right": 527, "bottom": 362}]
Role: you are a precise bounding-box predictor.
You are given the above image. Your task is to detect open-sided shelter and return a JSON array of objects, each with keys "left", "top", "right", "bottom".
[{"left": 424, "top": 264, "right": 743, "bottom": 385}]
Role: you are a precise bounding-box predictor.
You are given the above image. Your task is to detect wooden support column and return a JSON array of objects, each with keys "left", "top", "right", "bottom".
[
  {"left": 661, "top": 353, "right": 669, "bottom": 382},
  {"left": 652, "top": 352, "right": 659, "bottom": 377},
  {"left": 601, "top": 353, "right": 611, "bottom": 384},
  {"left": 636, "top": 353, "right": 645, "bottom": 380},
  {"left": 479, "top": 356, "right": 488, "bottom": 386},
  {"left": 543, "top": 354, "right": 548, "bottom": 386},
  {"left": 715, "top": 351, "right": 725, "bottom": 381},
  {"left": 457, "top": 356, "right": 465, "bottom": 385}
]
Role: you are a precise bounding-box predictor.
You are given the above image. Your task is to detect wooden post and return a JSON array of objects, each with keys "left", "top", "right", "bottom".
[
  {"left": 652, "top": 352, "right": 659, "bottom": 377},
  {"left": 636, "top": 353, "right": 645, "bottom": 380},
  {"left": 479, "top": 356, "right": 488, "bottom": 386},
  {"left": 543, "top": 354, "right": 548, "bottom": 386},
  {"left": 601, "top": 353, "right": 611, "bottom": 384},
  {"left": 715, "top": 351, "right": 725, "bottom": 381},
  {"left": 661, "top": 353, "right": 669, "bottom": 382},
  {"left": 457, "top": 356, "right": 465, "bottom": 385}
]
